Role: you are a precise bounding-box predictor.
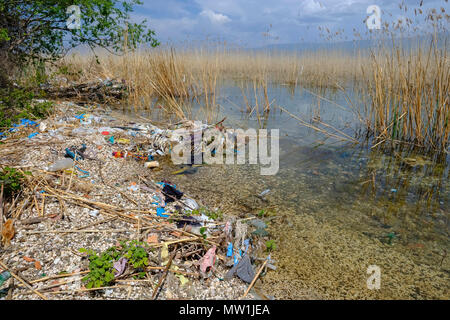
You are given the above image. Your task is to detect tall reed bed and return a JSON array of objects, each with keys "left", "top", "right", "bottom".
[
  {"left": 360, "top": 33, "right": 449, "bottom": 152},
  {"left": 60, "top": 47, "right": 365, "bottom": 119},
  {"left": 58, "top": 32, "right": 448, "bottom": 153}
]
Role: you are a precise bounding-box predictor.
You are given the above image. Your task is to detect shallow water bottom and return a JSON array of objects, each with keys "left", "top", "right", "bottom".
[{"left": 150, "top": 150, "right": 449, "bottom": 299}]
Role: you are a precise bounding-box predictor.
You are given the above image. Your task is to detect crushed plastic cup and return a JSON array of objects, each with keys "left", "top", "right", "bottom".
[
  {"left": 184, "top": 198, "right": 199, "bottom": 211},
  {"left": 144, "top": 161, "right": 159, "bottom": 168}
]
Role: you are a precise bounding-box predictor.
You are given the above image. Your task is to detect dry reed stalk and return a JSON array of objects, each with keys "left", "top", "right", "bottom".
[
  {"left": 152, "top": 244, "right": 177, "bottom": 299},
  {"left": 40, "top": 284, "right": 130, "bottom": 295},
  {"left": 0, "top": 185, "right": 3, "bottom": 235},
  {"left": 242, "top": 259, "right": 268, "bottom": 299}
]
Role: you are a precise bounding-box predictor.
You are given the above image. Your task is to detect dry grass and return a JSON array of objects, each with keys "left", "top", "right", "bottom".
[
  {"left": 58, "top": 47, "right": 366, "bottom": 122},
  {"left": 53, "top": 18, "right": 448, "bottom": 153}
]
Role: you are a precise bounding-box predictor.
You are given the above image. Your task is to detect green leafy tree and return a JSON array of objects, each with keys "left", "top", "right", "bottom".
[{"left": 0, "top": 0, "right": 159, "bottom": 85}]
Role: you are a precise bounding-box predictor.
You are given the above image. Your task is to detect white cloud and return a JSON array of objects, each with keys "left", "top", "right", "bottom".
[
  {"left": 132, "top": 0, "right": 445, "bottom": 46},
  {"left": 301, "top": 0, "right": 326, "bottom": 15},
  {"left": 200, "top": 9, "right": 231, "bottom": 24}
]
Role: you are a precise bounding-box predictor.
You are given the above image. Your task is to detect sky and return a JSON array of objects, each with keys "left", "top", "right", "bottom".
[{"left": 131, "top": 0, "right": 448, "bottom": 47}]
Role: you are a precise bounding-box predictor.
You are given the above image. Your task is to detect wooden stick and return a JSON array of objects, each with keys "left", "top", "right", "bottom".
[
  {"left": 25, "top": 228, "right": 132, "bottom": 234},
  {"left": 13, "top": 195, "right": 30, "bottom": 219},
  {"left": 147, "top": 237, "right": 199, "bottom": 248},
  {"left": 0, "top": 184, "right": 3, "bottom": 235},
  {"left": 33, "top": 195, "right": 39, "bottom": 216},
  {"left": 0, "top": 260, "right": 48, "bottom": 300},
  {"left": 43, "top": 285, "right": 129, "bottom": 295},
  {"left": 241, "top": 259, "right": 268, "bottom": 299},
  {"left": 29, "top": 270, "right": 89, "bottom": 284},
  {"left": 21, "top": 277, "right": 80, "bottom": 294},
  {"left": 146, "top": 266, "right": 198, "bottom": 277},
  {"left": 78, "top": 217, "right": 116, "bottom": 231},
  {"left": 40, "top": 194, "right": 45, "bottom": 216},
  {"left": 152, "top": 245, "right": 177, "bottom": 299}
]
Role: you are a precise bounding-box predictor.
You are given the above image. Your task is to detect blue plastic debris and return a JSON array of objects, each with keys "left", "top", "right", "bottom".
[
  {"left": 18, "top": 119, "right": 38, "bottom": 127},
  {"left": 244, "top": 239, "right": 250, "bottom": 253},
  {"left": 74, "top": 114, "right": 86, "bottom": 120},
  {"left": 108, "top": 136, "right": 114, "bottom": 144},
  {"left": 28, "top": 132, "right": 39, "bottom": 139},
  {"left": 156, "top": 206, "right": 169, "bottom": 218},
  {"left": 227, "top": 243, "right": 233, "bottom": 257},
  {"left": 1, "top": 119, "right": 39, "bottom": 139},
  {"left": 74, "top": 166, "right": 89, "bottom": 178},
  {"left": 391, "top": 188, "right": 397, "bottom": 193},
  {"left": 156, "top": 181, "right": 177, "bottom": 189},
  {"left": 65, "top": 148, "right": 76, "bottom": 159}
]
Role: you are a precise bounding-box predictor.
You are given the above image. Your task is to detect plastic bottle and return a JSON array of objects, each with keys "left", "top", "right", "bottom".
[{"left": 47, "top": 158, "right": 74, "bottom": 172}]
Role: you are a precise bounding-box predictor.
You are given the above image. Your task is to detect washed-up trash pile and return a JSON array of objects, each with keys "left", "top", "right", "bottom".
[
  {"left": 42, "top": 78, "right": 127, "bottom": 102},
  {"left": 0, "top": 101, "right": 274, "bottom": 300},
  {"left": 0, "top": 118, "right": 39, "bottom": 140}
]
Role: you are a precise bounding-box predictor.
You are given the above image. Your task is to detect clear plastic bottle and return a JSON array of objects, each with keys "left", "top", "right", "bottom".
[{"left": 47, "top": 158, "right": 74, "bottom": 171}]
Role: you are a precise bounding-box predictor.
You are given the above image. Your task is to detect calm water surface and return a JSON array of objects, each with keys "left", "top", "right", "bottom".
[{"left": 118, "top": 83, "right": 449, "bottom": 299}]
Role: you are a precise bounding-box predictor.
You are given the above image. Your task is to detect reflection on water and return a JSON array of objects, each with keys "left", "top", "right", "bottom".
[{"left": 118, "top": 83, "right": 449, "bottom": 299}]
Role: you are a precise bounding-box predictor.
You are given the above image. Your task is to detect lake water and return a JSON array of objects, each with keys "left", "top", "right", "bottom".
[{"left": 119, "top": 82, "right": 449, "bottom": 299}]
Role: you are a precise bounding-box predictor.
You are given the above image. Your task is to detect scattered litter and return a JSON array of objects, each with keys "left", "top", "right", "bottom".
[
  {"left": 47, "top": 158, "right": 74, "bottom": 172},
  {"left": 199, "top": 245, "right": 216, "bottom": 274},
  {"left": 0, "top": 102, "right": 273, "bottom": 300},
  {"left": 144, "top": 161, "right": 159, "bottom": 169},
  {"left": 259, "top": 189, "right": 271, "bottom": 198},
  {"left": 227, "top": 243, "right": 233, "bottom": 257},
  {"left": 34, "top": 260, "right": 42, "bottom": 270},
  {"left": 225, "top": 255, "right": 255, "bottom": 283},
  {"left": 183, "top": 198, "right": 199, "bottom": 211},
  {"left": 23, "top": 256, "right": 35, "bottom": 263},
  {"left": 252, "top": 228, "right": 269, "bottom": 237},
  {"left": 0, "top": 271, "right": 11, "bottom": 286},
  {"left": 161, "top": 183, "right": 183, "bottom": 203},
  {"left": 127, "top": 182, "right": 139, "bottom": 192},
  {"left": 74, "top": 166, "right": 90, "bottom": 178},
  {"left": 224, "top": 221, "right": 232, "bottom": 237},
  {"left": 1, "top": 219, "right": 15, "bottom": 247},
  {"left": 249, "top": 218, "right": 267, "bottom": 229},
  {"left": 174, "top": 267, "right": 189, "bottom": 286},
  {"left": 38, "top": 122, "right": 47, "bottom": 132},
  {"left": 65, "top": 144, "right": 87, "bottom": 160},
  {"left": 156, "top": 207, "right": 169, "bottom": 218},
  {"left": 116, "top": 138, "right": 130, "bottom": 144},
  {"left": 89, "top": 210, "right": 100, "bottom": 217},
  {"left": 161, "top": 243, "right": 169, "bottom": 265},
  {"left": 146, "top": 234, "right": 158, "bottom": 244},
  {"left": 114, "top": 257, "right": 128, "bottom": 277}
]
